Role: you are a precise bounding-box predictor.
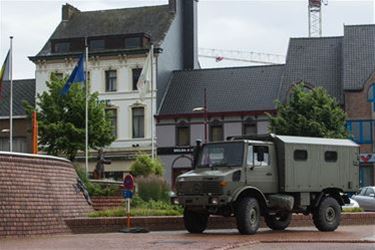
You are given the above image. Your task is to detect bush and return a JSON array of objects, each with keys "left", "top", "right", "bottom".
[
  {"left": 136, "top": 175, "right": 170, "bottom": 202},
  {"left": 87, "top": 197, "right": 183, "bottom": 217},
  {"left": 130, "top": 154, "right": 164, "bottom": 177},
  {"left": 342, "top": 207, "right": 364, "bottom": 213}
]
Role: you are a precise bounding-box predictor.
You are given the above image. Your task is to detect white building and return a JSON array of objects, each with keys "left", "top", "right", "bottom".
[{"left": 29, "top": 1, "right": 199, "bottom": 179}]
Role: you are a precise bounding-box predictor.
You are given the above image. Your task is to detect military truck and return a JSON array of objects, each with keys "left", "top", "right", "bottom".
[{"left": 173, "top": 134, "right": 359, "bottom": 235}]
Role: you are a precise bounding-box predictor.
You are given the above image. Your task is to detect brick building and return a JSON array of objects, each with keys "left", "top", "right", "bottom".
[
  {"left": 0, "top": 79, "right": 35, "bottom": 153},
  {"left": 156, "top": 24, "right": 375, "bottom": 187},
  {"left": 29, "top": 0, "right": 199, "bottom": 179}
]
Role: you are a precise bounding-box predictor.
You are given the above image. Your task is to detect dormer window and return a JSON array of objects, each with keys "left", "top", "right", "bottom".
[
  {"left": 125, "top": 37, "right": 142, "bottom": 49},
  {"left": 54, "top": 42, "right": 70, "bottom": 53},
  {"left": 89, "top": 39, "right": 105, "bottom": 51}
]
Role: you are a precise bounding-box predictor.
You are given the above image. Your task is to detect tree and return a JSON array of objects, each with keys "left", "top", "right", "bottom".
[
  {"left": 24, "top": 74, "right": 115, "bottom": 161},
  {"left": 268, "top": 83, "right": 347, "bottom": 138}
]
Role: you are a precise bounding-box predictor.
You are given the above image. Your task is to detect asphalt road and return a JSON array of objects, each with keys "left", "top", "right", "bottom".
[{"left": 1, "top": 225, "right": 374, "bottom": 250}]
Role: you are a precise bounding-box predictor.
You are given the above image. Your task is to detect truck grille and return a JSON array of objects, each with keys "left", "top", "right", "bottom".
[{"left": 177, "top": 181, "right": 223, "bottom": 195}]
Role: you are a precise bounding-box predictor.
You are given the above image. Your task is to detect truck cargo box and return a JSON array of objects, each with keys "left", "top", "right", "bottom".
[{"left": 274, "top": 135, "right": 359, "bottom": 193}]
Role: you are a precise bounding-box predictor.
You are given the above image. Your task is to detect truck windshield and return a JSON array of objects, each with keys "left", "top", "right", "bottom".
[{"left": 197, "top": 142, "right": 244, "bottom": 168}]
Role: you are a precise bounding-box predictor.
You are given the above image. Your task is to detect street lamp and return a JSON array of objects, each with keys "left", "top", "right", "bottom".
[
  {"left": 1, "top": 129, "right": 10, "bottom": 133},
  {"left": 192, "top": 88, "right": 208, "bottom": 142}
]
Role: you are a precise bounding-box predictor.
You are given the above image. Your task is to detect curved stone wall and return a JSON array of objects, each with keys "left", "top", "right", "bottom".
[{"left": 0, "top": 152, "right": 93, "bottom": 237}]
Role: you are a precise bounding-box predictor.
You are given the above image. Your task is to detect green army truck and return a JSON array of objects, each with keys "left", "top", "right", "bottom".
[{"left": 173, "top": 134, "right": 359, "bottom": 235}]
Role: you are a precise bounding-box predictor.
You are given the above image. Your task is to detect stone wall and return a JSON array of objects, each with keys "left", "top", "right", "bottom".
[
  {"left": 91, "top": 196, "right": 124, "bottom": 211},
  {"left": 0, "top": 152, "right": 93, "bottom": 237}
]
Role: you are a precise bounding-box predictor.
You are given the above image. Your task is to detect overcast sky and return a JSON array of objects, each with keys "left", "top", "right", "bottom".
[{"left": 1, "top": 0, "right": 374, "bottom": 79}]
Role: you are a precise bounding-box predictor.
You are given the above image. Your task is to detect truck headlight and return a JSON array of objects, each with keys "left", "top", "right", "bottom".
[
  {"left": 210, "top": 197, "right": 219, "bottom": 205},
  {"left": 171, "top": 196, "right": 180, "bottom": 205}
]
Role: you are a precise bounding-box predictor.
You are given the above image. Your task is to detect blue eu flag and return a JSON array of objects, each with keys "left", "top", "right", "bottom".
[{"left": 61, "top": 54, "right": 85, "bottom": 95}]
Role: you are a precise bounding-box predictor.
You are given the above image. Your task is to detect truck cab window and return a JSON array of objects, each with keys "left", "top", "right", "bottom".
[{"left": 247, "top": 145, "right": 269, "bottom": 166}]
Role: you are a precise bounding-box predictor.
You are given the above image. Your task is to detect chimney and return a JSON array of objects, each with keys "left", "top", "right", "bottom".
[
  {"left": 169, "top": 0, "right": 176, "bottom": 13},
  {"left": 182, "top": 0, "right": 199, "bottom": 70},
  {"left": 62, "top": 3, "right": 80, "bottom": 21}
]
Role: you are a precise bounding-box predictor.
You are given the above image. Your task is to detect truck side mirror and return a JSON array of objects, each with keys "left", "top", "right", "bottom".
[{"left": 192, "top": 139, "right": 202, "bottom": 169}]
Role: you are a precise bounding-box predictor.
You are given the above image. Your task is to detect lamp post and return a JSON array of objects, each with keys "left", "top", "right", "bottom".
[{"left": 192, "top": 88, "right": 208, "bottom": 142}]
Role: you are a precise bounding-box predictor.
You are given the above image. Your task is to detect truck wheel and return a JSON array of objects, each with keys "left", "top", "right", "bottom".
[
  {"left": 265, "top": 212, "right": 292, "bottom": 230},
  {"left": 313, "top": 196, "right": 341, "bottom": 232},
  {"left": 183, "top": 208, "right": 208, "bottom": 233},
  {"left": 235, "top": 197, "right": 260, "bottom": 235}
]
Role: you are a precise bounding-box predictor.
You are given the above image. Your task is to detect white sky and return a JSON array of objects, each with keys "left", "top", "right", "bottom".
[{"left": 0, "top": 0, "right": 374, "bottom": 80}]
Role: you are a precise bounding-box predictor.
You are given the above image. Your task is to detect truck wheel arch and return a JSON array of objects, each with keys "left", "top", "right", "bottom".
[
  {"left": 314, "top": 188, "right": 346, "bottom": 207},
  {"left": 233, "top": 187, "right": 268, "bottom": 215}
]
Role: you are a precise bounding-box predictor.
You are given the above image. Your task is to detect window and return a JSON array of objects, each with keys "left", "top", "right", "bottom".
[
  {"left": 247, "top": 145, "right": 254, "bottom": 165},
  {"left": 105, "top": 70, "right": 117, "bottom": 92},
  {"left": 105, "top": 108, "right": 117, "bottom": 138},
  {"left": 0, "top": 137, "right": 26, "bottom": 153},
  {"left": 247, "top": 145, "right": 270, "bottom": 166},
  {"left": 176, "top": 124, "right": 190, "bottom": 146},
  {"left": 210, "top": 120, "right": 223, "bottom": 142},
  {"left": 243, "top": 118, "right": 257, "bottom": 136},
  {"left": 347, "top": 120, "right": 373, "bottom": 144},
  {"left": 367, "top": 84, "right": 375, "bottom": 111},
  {"left": 198, "top": 142, "right": 244, "bottom": 167},
  {"left": 54, "top": 42, "right": 70, "bottom": 53},
  {"left": 365, "top": 187, "right": 375, "bottom": 197},
  {"left": 294, "top": 150, "right": 308, "bottom": 161},
  {"left": 132, "top": 68, "right": 142, "bottom": 90},
  {"left": 132, "top": 107, "right": 144, "bottom": 138},
  {"left": 325, "top": 151, "right": 337, "bottom": 162},
  {"left": 89, "top": 39, "right": 105, "bottom": 51},
  {"left": 254, "top": 146, "right": 269, "bottom": 165},
  {"left": 125, "top": 37, "right": 142, "bottom": 49}
]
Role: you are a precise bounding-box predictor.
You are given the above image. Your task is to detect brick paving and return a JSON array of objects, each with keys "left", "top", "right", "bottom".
[{"left": 1, "top": 225, "right": 374, "bottom": 250}]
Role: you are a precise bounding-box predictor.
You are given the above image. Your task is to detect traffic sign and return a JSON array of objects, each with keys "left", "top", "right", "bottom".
[{"left": 123, "top": 174, "right": 135, "bottom": 190}]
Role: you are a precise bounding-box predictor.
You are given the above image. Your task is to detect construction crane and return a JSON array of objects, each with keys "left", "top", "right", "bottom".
[
  {"left": 308, "top": 0, "right": 328, "bottom": 37},
  {"left": 198, "top": 48, "right": 286, "bottom": 65}
]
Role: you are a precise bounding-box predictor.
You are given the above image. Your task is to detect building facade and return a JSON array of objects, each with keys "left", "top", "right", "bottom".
[
  {"left": 29, "top": 1, "right": 198, "bottom": 179},
  {"left": 0, "top": 79, "right": 35, "bottom": 153},
  {"left": 157, "top": 24, "right": 375, "bottom": 188}
]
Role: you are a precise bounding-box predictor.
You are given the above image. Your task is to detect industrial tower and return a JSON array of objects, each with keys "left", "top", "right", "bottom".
[{"left": 308, "top": 0, "right": 328, "bottom": 37}]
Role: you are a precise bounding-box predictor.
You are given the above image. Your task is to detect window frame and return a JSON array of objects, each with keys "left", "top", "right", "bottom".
[
  {"left": 294, "top": 149, "right": 308, "bottom": 161},
  {"left": 132, "top": 68, "right": 143, "bottom": 90},
  {"left": 209, "top": 120, "right": 224, "bottom": 142},
  {"left": 176, "top": 122, "right": 190, "bottom": 146},
  {"left": 324, "top": 151, "right": 338, "bottom": 163},
  {"left": 105, "top": 108, "right": 118, "bottom": 138},
  {"left": 243, "top": 118, "right": 257, "bottom": 136},
  {"left": 132, "top": 107, "right": 145, "bottom": 138},
  {"left": 105, "top": 70, "right": 117, "bottom": 92}
]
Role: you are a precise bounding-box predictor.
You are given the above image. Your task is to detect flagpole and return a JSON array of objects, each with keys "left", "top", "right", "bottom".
[
  {"left": 9, "top": 36, "right": 13, "bottom": 152},
  {"left": 85, "top": 38, "right": 89, "bottom": 177},
  {"left": 150, "top": 44, "right": 155, "bottom": 159}
]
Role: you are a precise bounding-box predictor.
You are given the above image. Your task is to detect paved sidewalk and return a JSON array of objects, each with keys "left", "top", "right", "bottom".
[{"left": 1, "top": 225, "right": 374, "bottom": 250}]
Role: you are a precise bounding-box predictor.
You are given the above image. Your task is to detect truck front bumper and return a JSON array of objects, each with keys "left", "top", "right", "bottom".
[{"left": 175, "top": 195, "right": 231, "bottom": 207}]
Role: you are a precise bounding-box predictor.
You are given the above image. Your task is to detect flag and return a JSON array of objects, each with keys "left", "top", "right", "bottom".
[
  {"left": 61, "top": 54, "right": 85, "bottom": 95},
  {"left": 0, "top": 50, "right": 10, "bottom": 97},
  {"left": 136, "top": 51, "right": 152, "bottom": 100}
]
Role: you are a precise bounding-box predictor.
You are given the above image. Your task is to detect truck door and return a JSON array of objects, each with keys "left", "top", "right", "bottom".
[{"left": 246, "top": 144, "right": 278, "bottom": 193}]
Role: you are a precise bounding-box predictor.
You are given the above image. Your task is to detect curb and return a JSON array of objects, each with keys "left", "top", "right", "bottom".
[{"left": 65, "top": 212, "right": 375, "bottom": 234}]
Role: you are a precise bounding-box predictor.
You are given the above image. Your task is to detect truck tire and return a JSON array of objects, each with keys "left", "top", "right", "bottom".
[
  {"left": 235, "top": 197, "right": 260, "bottom": 235},
  {"left": 183, "top": 208, "right": 208, "bottom": 233},
  {"left": 313, "top": 196, "right": 341, "bottom": 231},
  {"left": 265, "top": 212, "right": 292, "bottom": 230}
]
